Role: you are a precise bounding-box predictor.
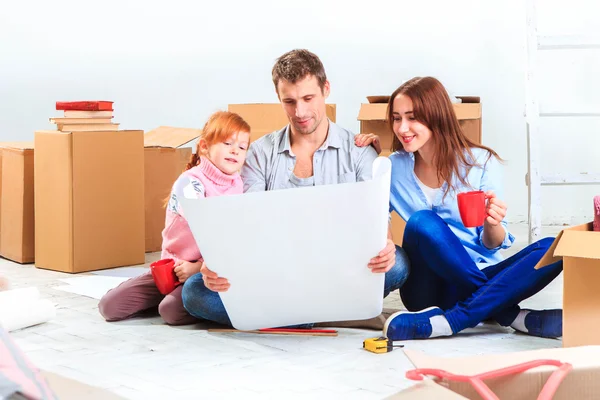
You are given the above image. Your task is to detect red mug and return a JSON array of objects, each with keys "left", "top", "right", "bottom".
[
  {"left": 457, "top": 190, "right": 487, "bottom": 227},
  {"left": 150, "top": 258, "right": 181, "bottom": 295}
]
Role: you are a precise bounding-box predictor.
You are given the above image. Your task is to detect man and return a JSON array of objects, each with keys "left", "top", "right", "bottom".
[{"left": 182, "top": 49, "right": 409, "bottom": 328}]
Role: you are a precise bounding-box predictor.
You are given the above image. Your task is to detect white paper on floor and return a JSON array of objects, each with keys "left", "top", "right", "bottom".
[
  {"left": 53, "top": 276, "right": 130, "bottom": 300},
  {"left": 0, "top": 287, "right": 56, "bottom": 331},
  {"left": 180, "top": 157, "right": 392, "bottom": 331},
  {"left": 91, "top": 266, "right": 148, "bottom": 278}
]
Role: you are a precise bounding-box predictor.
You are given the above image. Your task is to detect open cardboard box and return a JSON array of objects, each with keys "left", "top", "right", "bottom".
[
  {"left": 144, "top": 126, "right": 200, "bottom": 252},
  {"left": 228, "top": 103, "right": 336, "bottom": 142},
  {"left": 0, "top": 142, "right": 35, "bottom": 263},
  {"left": 534, "top": 222, "right": 600, "bottom": 348},
  {"left": 390, "top": 346, "right": 600, "bottom": 399}
]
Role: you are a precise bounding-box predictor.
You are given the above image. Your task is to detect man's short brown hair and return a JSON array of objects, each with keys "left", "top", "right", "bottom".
[{"left": 272, "top": 49, "right": 327, "bottom": 93}]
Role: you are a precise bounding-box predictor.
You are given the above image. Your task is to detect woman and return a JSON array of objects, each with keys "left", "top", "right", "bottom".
[{"left": 360, "top": 77, "right": 562, "bottom": 340}]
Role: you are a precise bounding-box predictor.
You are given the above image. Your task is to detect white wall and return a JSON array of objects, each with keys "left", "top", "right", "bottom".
[{"left": 1, "top": 0, "right": 598, "bottom": 225}]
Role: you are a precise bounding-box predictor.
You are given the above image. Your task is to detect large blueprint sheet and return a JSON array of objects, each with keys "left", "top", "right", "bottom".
[{"left": 180, "top": 157, "right": 391, "bottom": 330}]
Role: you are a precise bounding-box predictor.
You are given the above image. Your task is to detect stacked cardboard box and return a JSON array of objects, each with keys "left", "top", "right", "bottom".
[{"left": 0, "top": 142, "right": 35, "bottom": 263}]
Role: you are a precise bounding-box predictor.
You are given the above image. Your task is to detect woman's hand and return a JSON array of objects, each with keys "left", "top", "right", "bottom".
[
  {"left": 173, "top": 260, "right": 202, "bottom": 283},
  {"left": 484, "top": 191, "right": 507, "bottom": 226},
  {"left": 482, "top": 191, "right": 508, "bottom": 249},
  {"left": 354, "top": 133, "right": 382, "bottom": 155},
  {"left": 200, "top": 262, "right": 230, "bottom": 292}
]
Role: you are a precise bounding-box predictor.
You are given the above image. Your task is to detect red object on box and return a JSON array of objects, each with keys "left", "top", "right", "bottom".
[
  {"left": 55, "top": 101, "right": 114, "bottom": 111},
  {"left": 150, "top": 259, "right": 181, "bottom": 295},
  {"left": 457, "top": 190, "right": 487, "bottom": 227}
]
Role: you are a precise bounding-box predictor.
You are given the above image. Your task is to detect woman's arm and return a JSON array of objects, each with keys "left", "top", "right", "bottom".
[{"left": 478, "top": 154, "right": 515, "bottom": 251}]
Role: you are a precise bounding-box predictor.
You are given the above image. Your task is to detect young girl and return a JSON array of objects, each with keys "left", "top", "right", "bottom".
[
  {"left": 360, "top": 77, "right": 563, "bottom": 340},
  {"left": 98, "top": 111, "right": 251, "bottom": 325}
]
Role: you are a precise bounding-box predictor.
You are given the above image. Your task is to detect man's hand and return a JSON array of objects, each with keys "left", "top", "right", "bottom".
[
  {"left": 201, "top": 262, "right": 230, "bottom": 292},
  {"left": 368, "top": 239, "right": 396, "bottom": 273},
  {"left": 174, "top": 260, "right": 202, "bottom": 283}
]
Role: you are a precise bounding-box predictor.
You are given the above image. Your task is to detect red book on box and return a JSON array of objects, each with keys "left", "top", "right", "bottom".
[{"left": 56, "top": 101, "right": 114, "bottom": 111}]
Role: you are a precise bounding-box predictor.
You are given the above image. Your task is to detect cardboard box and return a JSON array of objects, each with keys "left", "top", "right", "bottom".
[
  {"left": 535, "top": 222, "right": 600, "bottom": 347},
  {"left": 34, "top": 130, "right": 145, "bottom": 273},
  {"left": 228, "top": 103, "right": 337, "bottom": 142},
  {"left": 390, "top": 346, "right": 600, "bottom": 399},
  {"left": 358, "top": 96, "right": 482, "bottom": 155},
  {"left": 42, "top": 370, "right": 126, "bottom": 399},
  {"left": 0, "top": 142, "right": 35, "bottom": 263},
  {"left": 390, "top": 211, "right": 406, "bottom": 246},
  {"left": 362, "top": 96, "right": 481, "bottom": 246},
  {"left": 144, "top": 126, "right": 200, "bottom": 252}
]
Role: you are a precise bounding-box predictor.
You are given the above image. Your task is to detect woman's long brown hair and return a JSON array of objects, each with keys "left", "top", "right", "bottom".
[{"left": 387, "top": 77, "right": 502, "bottom": 197}]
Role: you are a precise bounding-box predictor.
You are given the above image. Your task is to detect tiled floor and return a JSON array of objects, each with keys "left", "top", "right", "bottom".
[{"left": 2, "top": 224, "right": 564, "bottom": 399}]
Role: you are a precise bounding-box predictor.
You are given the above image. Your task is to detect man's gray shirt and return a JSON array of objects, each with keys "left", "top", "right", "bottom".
[{"left": 241, "top": 121, "right": 379, "bottom": 192}]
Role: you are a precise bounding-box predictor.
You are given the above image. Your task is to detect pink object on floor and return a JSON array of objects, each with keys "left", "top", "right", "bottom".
[{"left": 594, "top": 196, "right": 600, "bottom": 232}]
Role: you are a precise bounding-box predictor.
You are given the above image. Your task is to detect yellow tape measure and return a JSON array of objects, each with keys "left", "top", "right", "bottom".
[{"left": 363, "top": 336, "right": 404, "bottom": 354}]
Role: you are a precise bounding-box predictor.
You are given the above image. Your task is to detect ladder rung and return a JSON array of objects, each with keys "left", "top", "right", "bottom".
[
  {"left": 541, "top": 173, "right": 600, "bottom": 185},
  {"left": 540, "top": 112, "right": 600, "bottom": 117},
  {"left": 538, "top": 35, "right": 600, "bottom": 50}
]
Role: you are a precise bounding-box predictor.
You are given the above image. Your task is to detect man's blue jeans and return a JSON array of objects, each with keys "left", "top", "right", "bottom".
[
  {"left": 400, "top": 210, "right": 563, "bottom": 334},
  {"left": 181, "top": 249, "right": 410, "bottom": 327}
]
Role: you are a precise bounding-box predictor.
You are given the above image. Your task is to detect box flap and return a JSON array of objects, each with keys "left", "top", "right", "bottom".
[
  {"left": 144, "top": 126, "right": 201, "bottom": 148},
  {"left": 358, "top": 104, "right": 388, "bottom": 121},
  {"left": 536, "top": 222, "right": 595, "bottom": 269},
  {"left": 453, "top": 103, "right": 481, "bottom": 120},
  {"left": 367, "top": 95, "right": 390, "bottom": 104},
  {"left": 554, "top": 227, "right": 600, "bottom": 260},
  {"left": 455, "top": 96, "right": 480, "bottom": 104},
  {"left": 0, "top": 142, "right": 34, "bottom": 150}
]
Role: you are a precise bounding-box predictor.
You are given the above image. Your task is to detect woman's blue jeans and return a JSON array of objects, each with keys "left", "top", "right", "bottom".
[{"left": 400, "top": 210, "right": 563, "bottom": 334}]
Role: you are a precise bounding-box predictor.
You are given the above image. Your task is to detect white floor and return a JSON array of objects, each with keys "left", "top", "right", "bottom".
[{"left": 3, "top": 224, "right": 564, "bottom": 399}]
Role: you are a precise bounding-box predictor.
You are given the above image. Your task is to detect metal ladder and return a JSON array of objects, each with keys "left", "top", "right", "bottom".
[{"left": 525, "top": 0, "right": 600, "bottom": 243}]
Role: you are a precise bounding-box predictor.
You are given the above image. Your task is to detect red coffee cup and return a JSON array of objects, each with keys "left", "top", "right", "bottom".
[
  {"left": 457, "top": 190, "right": 487, "bottom": 227},
  {"left": 150, "top": 258, "right": 182, "bottom": 295}
]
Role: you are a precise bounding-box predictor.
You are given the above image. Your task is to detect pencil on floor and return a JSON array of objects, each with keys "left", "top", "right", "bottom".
[{"left": 207, "top": 328, "right": 338, "bottom": 336}]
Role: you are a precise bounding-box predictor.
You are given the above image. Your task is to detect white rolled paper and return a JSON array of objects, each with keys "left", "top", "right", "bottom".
[
  {"left": 0, "top": 288, "right": 56, "bottom": 332},
  {"left": 0, "top": 287, "right": 40, "bottom": 304}
]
